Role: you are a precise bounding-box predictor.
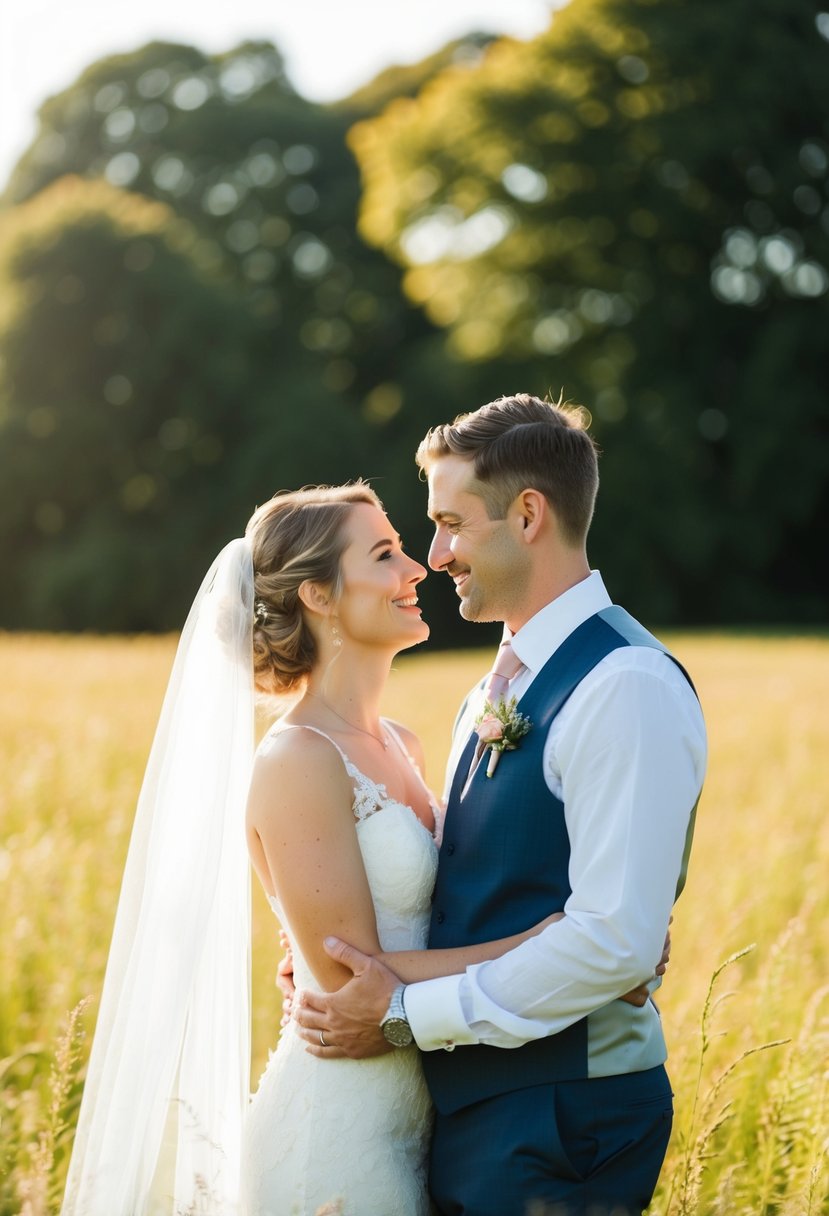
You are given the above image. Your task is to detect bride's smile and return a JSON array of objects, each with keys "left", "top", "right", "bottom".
[{"left": 333, "top": 503, "right": 430, "bottom": 651}]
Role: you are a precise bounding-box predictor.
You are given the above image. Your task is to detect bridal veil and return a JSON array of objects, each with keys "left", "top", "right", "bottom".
[{"left": 61, "top": 538, "right": 255, "bottom": 1215}]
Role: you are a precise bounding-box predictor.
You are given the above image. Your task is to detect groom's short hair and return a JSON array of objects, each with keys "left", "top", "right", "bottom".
[{"left": 416, "top": 392, "right": 599, "bottom": 546}]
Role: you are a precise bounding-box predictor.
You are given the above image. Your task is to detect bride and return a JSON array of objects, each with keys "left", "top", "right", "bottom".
[{"left": 60, "top": 483, "right": 568, "bottom": 1216}]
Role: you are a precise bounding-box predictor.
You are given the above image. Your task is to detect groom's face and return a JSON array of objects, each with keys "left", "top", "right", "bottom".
[{"left": 425, "top": 455, "right": 529, "bottom": 625}]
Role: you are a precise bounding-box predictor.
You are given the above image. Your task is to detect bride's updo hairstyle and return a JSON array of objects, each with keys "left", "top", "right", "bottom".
[{"left": 246, "top": 482, "right": 383, "bottom": 696}]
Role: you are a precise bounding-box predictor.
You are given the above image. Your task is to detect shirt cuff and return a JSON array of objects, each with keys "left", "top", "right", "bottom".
[{"left": 403, "top": 975, "right": 479, "bottom": 1052}]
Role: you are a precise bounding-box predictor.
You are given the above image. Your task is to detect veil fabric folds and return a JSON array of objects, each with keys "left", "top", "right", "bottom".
[{"left": 62, "top": 538, "right": 255, "bottom": 1216}]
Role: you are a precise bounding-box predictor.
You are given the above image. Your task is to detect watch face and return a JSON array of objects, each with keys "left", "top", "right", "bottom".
[{"left": 382, "top": 1017, "right": 413, "bottom": 1047}]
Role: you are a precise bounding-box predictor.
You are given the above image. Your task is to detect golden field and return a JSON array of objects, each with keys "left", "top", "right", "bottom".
[{"left": 1, "top": 632, "right": 827, "bottom": 1214}]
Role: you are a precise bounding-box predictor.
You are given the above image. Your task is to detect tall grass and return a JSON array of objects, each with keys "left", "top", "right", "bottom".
[{"left": 1, "top": 633, "right": 827, "bottom": 1212}]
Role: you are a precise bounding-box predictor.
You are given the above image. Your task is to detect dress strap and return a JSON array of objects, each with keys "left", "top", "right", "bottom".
[
  {"left": 383, "top": 720, "right": 427, "bottom": 785},
  {"left": 381, "top": 718, "right": 410, "bottom": 761},
  {"left": 273, "top": 724, "right": 390, "bottom": 824},
  {"left": 382, "top": 720, "right": 443, "bottom": 836},
  {"left": 277, "top": 722, "right": 354, "bottom": 772}
]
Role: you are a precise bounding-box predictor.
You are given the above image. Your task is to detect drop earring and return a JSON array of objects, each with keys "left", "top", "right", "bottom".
[{"left": 331, "top": 620, "right": 342, "bottom": 649}]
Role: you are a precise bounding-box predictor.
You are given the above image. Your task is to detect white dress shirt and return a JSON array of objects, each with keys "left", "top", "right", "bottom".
[{"left": 404, "top": 571, "right": 707, "bottom": 1052}]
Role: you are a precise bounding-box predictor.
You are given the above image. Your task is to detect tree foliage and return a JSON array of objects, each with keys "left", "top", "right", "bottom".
[
  {"left": 0, "top": 6, "right": 827, "bottom": 632},
  {"left": 0, "top": 177, "right": 260, "bottom": 627},
  {"left": 352, "top": 0, "right": 829, "bottom": 621},
  {"left": 0, "top": 39, "right": 459, "bottom": 630}
]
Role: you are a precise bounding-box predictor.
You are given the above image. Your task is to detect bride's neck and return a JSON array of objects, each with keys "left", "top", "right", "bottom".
[{"left": 304, "top": 649, "right": 391, "bottom": 729}]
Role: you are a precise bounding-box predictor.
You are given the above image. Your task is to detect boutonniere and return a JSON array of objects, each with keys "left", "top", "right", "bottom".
[{"left": 474, "top": 696, "right": 532, "bottom": 778}]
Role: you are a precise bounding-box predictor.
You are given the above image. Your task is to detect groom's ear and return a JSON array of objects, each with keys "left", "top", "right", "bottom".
[
  {"left": 511, "top": 488, "right": 547, "bottom": 543},
  {"left": 298, "top": 580, "right": 333, "bottom": 616}
]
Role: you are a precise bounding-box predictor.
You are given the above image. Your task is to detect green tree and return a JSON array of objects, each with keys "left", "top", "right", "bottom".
[
  {"left": 0, "top": 39, "right": 469, "bottom": 631},
  {"left": 0, "top": 176, "right": 367, "bottom": 629},
  {"left": 2, "top": 39, "right": 423, "bottom": 409},
  {"left": 351, "top": 0, "right": 829, "bottom": 622}
]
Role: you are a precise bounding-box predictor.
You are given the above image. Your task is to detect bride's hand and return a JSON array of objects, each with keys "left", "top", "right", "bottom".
[
  {"left": 293, "top": 938, "right": 399, "bottom": 1059},
  {"left": 276, "top": 930, "right": 296, "bottom": 1027},
  {"left": 619, "top": 919, "right": 673, "bottom": 1007},
  {"left": 655, "top": 918, "right": 672, "bottom": 977}
]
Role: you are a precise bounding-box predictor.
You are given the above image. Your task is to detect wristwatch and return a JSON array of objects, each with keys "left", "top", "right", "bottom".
[{"left": 380, "top": 984, "right": 413, "bottom": 1047}]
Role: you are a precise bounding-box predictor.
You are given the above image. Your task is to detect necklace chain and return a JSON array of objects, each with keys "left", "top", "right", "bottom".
[{"left": 306, "top": 692, "right": 388, "bottom": 749}]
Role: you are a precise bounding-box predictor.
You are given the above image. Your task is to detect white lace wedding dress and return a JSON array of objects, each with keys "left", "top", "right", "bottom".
[{"left": 241, "top": 724, "right": 439, "bottom": 1216}]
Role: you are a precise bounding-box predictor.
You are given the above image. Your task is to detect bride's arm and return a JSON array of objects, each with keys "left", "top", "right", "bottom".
[
  {"left": 246, "top": 729, "right": 383, "bottom": 994},
  {"left": 379, "top": 914, "right": 564, "bottom": 983},
  {"left": 380, "top": 924, "right": 663, "bottom": 1006}
]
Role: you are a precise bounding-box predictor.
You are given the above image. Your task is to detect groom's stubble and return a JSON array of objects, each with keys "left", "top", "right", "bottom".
[{"left": 454, "top": 516, "right": 532, "bottom": 625}]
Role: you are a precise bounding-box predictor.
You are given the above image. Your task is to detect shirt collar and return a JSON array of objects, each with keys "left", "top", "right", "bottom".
[{"left": 508, "top": 571, "right": 612, "bottom": 675}]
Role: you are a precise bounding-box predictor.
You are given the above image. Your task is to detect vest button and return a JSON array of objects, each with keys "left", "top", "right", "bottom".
[
  {"left": 446, "top": 843, "right": 455, "bottom": 855},
  {"left": 436, "top": 911, "right": 446, "bottom": 924}
]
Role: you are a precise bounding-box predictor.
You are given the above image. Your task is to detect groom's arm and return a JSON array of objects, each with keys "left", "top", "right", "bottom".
[
  {"left": 294, "top": 921, "right": 671, "bottom": 1059},
  {"left": 295, "top": 658, "right": 701, "bottom": 1058},
  {"left": 405, "top": 653, "right": 705, "bottom": 1052}
]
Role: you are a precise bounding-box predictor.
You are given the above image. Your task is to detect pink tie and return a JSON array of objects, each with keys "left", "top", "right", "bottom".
[{"left": 483, "top": 639, "right": 525, "bottom": 706}]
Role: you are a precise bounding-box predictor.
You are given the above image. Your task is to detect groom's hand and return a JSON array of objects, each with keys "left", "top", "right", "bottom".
[{"left": 293, "top": 937, "right": 400, "bottom": 1059}]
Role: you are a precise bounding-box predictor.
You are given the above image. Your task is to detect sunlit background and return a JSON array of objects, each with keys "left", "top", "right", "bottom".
[{"left": 0, "top": 0, "right": 826, "bottom": 641}]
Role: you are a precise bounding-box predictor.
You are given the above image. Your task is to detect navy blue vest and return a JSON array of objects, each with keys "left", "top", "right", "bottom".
[{"left": 422, "top": 607, "right": 696, "bottom": 1114}]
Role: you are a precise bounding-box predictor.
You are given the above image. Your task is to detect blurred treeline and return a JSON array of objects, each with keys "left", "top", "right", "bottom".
[{"left": 0, "top": 0, "right": 826, "bottom": 643}]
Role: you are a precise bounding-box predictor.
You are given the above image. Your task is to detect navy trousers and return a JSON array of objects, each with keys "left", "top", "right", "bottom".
[{"left": 429, "top": 1066, "right": 673, "bottom": 1216}]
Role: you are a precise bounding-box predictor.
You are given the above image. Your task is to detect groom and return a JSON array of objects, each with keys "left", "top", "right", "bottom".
[{"left": 295, "top": 393, "right": 707, "bottom": 1215}]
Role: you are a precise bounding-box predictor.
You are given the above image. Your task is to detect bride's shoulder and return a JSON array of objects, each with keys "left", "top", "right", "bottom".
[
  {"left": 247, "top": 726, "right": 355, "bottom": 841},
  {"left": 250, "top": 725, "right": 349, "bottom": 807},
  {"left": 255, "top": 722, "right": 343, "bottom": 769}
]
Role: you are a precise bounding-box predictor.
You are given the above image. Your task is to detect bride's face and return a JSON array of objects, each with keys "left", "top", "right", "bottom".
[{"left": 334, "top": 504, "right": 429, "bottom": 652}]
